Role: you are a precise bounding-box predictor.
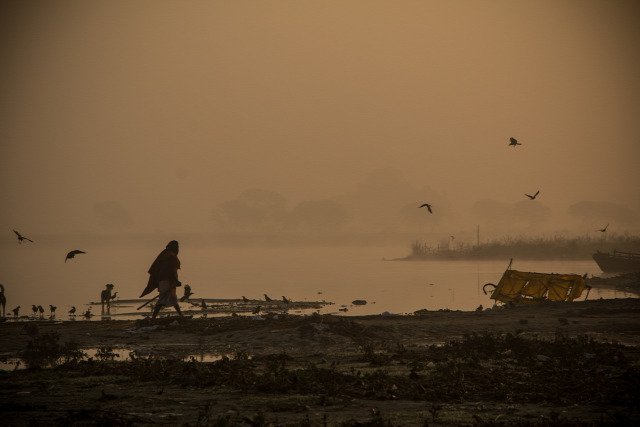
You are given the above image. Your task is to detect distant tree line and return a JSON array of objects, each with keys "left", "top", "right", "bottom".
[{"left": 405, "top": 233, "right": 640, "bottom": 260}]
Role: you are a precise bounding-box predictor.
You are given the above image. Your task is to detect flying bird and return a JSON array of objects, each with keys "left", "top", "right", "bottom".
[
  {"left": 418, "top": 203, "right": 433, "bottom": 213},
  {"left": 65, "top": 250, "right": 86, "bottom": 262},
  {"left": 13, "top": 229, "right": 33, "bottom": 243},
  {"left": 180, "top": 284, "right": 194, "bottom": 302},
  {"left": 596, "top": 223, "right": 609, "bottom": 233},
  {"left": 524, "top": 190, "right": 539, "bottom": 200},
  {"left": 509, "top": 137, "right": 521, "bottom": 147}
]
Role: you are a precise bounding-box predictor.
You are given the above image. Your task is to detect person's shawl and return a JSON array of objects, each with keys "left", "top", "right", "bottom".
[{"left": 139, "top": 249, "right": 181, "bottom": 298}]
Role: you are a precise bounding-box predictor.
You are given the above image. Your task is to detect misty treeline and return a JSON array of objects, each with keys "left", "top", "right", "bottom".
[
  {"left": 207, "top": 170, "right": 639, "bottom": 235},
  {"left": 88, "top": 169, "right": 639, "bottom": 236},
  {"left": 209, "top": 169, "right": 450, "bottom": 234},
  {"left": 407, "top": 233, "right": 640, "bottom": 260}
]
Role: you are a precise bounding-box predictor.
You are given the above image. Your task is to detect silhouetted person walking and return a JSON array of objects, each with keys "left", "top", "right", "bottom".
[{"left": 140, "top": 240, "right": 185, "bottom": 319}]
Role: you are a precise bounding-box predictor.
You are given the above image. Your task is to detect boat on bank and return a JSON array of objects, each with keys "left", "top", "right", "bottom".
[
  {"left": 483, "top": 260, "right": 588, "bottom": 305},
  {"left": 592, "top": 250, "right": 640, "bottom": 274}
]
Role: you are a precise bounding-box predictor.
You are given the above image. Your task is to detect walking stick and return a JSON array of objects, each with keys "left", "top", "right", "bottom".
[{"left": 137, "top": 294, "right": 159, "bottom": 310}]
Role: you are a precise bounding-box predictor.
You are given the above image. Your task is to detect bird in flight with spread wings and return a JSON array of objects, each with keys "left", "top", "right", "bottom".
[
  {"left": 509, "top": 137, "right": 521, "bottom": 147},
  {"left": 13, "top": 229, "right": 33, "bottom": 243},
  {"left": 65, "top": 250, "right": 86, "bottom": 262},
  {"left": 524, "top": 190, "right": 539, "bottom": 200},
  {"left": 418, "top": 203, "right": 433, "bottom": 213},
  {"left": 596, "top": 223, "right": 609, "bottom": 233}
]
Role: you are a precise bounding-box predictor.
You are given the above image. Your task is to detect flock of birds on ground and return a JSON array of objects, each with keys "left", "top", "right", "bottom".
[
  {"left": 3, "top": 138, "right": 612, "bottom": 320},
  {"left": 186, "top": 293, "right": 293, "bottom": 316},
  {"left": 3, "top": 230, "right": 89, "bottom": 319},
  {"left": 8, "top": 304, "right": 93, "bottom": 320}
]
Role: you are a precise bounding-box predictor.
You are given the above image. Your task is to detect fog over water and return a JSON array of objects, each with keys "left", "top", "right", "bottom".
[
  {"left": 0, "top": 237, "right": 633, "bottom": 320},
  {"left": 1, "top": 2, "right": 639, "bottom": 314}
]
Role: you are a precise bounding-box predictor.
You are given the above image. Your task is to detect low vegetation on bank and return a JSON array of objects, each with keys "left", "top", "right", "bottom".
[
  {"left": 3, "top": 328, "right": 639, "bottom": 426},
  {"left": 404, "top": 234, "right": 640, "bottom": 261}
]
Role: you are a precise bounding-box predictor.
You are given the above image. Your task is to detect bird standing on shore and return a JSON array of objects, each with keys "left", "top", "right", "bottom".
[
  {"left": 32, "top": 305, "right": 38, "bottom": 317},
  {"left": 525, "top": 190, "right": 539, "bottom": 200},
  {"left": 282, "top": 296, "right": 291, "bottom": 304},
  {"left": 37, "top": 305, "right": 45, "bottom": 318},
  {"left": 253, "top": 305, "right": 261, "bottom": 315},
  {"left": 242, "top": 296, "right": 249, "bottom": 303},
  {"left": 12, "top": 306, "right": 20, "bottom": 318},
  {"left": 49, "top": 305, "right": 57, "bottom": 318},
  {"left": 65, "top": 250, "right": 86, "bottom": 262},
  {"left": 264, "top": 294, "right": 272, "bottom": 302},
  {"left": 13, "top": 229, "right": 33, "bottom": 243},
  {"left": 69, "top": 306, "right": 76, "bottom": 316},
  {"left": 509, "top": 137, "right": 521, "bottom": 147},
  {"left": 418, "top": 203, "right": 433, "bottom": 213}
]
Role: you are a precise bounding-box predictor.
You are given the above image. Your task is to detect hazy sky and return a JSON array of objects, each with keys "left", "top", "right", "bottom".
[{"left": 2, "top": 0, "right": 639, "bottom": 237}]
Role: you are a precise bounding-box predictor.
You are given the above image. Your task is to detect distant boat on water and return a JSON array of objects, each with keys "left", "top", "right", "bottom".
[{"left": 592, "top": 250, "right": 640, "bottom": 274}]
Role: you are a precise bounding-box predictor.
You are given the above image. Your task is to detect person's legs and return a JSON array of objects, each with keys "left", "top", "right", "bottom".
[
  {"left": 152, "top": 303, "right": 164, "bottom": 319},
  {"left": 154, "top": 280, "right": 173, "bottom": 319},
  {"left": 173, "top": 304, "right": 185, "bottom": 318}
]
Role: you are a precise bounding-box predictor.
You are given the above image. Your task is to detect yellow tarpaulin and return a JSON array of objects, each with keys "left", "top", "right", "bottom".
[{"left": 488, "top": 269, "right": 586, "bottom": 304}]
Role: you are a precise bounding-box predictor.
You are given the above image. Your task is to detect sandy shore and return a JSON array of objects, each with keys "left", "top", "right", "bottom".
[{"left": 2, "top": 297, "right": 640, "bottom": 354}]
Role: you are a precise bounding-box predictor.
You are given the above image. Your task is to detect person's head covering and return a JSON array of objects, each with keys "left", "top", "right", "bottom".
[{"left": 166, "top": 240, "right": 179, "bottom": 254}]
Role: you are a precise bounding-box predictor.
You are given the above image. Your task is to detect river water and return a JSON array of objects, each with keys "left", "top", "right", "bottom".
[{"left": 1, "top": 238, "right": 636, "bottom": 320}]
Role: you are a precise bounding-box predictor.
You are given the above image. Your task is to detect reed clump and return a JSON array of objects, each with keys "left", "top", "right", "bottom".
[{"left": 407, "top": 233, "right": 640, "bottom": 260}]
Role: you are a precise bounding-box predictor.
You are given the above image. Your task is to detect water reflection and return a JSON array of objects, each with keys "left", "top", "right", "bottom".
[
  {"left": 0, "top": 347, "right": 230, "bottom": 371},
  {"left": 1, "top": 243, "right": 636, "bottom": 320}
]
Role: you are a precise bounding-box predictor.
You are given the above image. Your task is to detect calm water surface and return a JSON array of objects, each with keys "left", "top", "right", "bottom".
[{"left": 1, "top": 239, "right": 636, "bottom": 320}]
